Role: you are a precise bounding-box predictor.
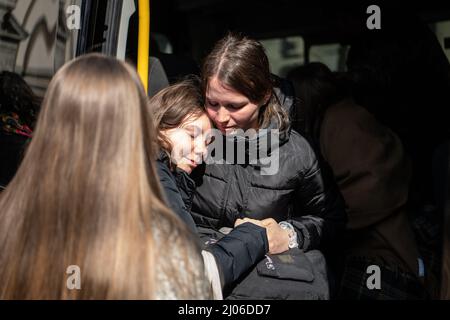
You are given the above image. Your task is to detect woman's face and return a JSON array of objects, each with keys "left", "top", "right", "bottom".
[
  {"left": 163, "top": 113, "right": 212, "bottom": 174},
  {"left": 205, "top": 77, "right": 261, "bottom": 134}
]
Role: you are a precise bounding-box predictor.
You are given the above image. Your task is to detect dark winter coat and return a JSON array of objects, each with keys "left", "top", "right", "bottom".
[
  {"left": 189, "top": 122, "right": 346, "bottom": 252},
  {"left": 319, "top": 99, "right": 420, "bottom": 276},
  {"left": 156, "top": 155, "right": 269, "bottom": 288}
]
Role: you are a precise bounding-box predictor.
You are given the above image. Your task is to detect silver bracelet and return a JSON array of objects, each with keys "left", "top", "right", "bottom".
[{"left": 278, "top": 221, "right": 299, "bottom": 249}]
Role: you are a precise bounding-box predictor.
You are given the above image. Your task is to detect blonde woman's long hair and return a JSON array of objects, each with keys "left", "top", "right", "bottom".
[{"left": 0, "top": 54, "right": 203, "bottom": 299}]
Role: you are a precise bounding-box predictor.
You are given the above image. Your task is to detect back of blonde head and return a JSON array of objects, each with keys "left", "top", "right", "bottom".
[{"left": 0, "top": 54, "right": 205, "bottom": 299}]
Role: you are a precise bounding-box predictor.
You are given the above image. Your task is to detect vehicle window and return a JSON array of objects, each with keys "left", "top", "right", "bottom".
[
  {"left": 433, "top": 20, "right": 450, "bottom": 63},
  {"left": 309, "top": 43, "right": 349, "bottom": 72},
  {"left": 259, "top": 36, "right": 304, "bottom": 77}
]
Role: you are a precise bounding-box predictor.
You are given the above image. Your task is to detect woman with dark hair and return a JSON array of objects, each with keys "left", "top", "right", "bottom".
[
  {"left": 0, "top": 54, "right": 211, "bottom": 299},
  {"left": 0, "top": 71, "right": 40, "bottom": 188},
  {"left": 287, "top": 63, "right": 347, "bottom": 149},
  {"left": 287, "top": 62, "right": 425, "bottom": 299},
  {"left": 189, "top": 33, "right": 346, "bottom": 299}
]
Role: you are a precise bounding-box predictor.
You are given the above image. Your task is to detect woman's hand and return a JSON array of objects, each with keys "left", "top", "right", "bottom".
[
  {"left": 261, "top": 218, "right": 290, "bottom": 255},
  {"left": 234, "top": 217, "right": 265, "bottom": 228},
  {"left": 234, "top": 218, "right": 290, "bottom": 254}
]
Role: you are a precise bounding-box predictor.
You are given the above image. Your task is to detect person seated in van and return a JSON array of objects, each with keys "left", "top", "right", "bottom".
[
  {"left": 0, "top": 71, "right": 40, "bottom": 188},
  {"left": 287, "top": 62, "right": 426, "bottom": 299},
  {"left": 149, "top": 78, "right": 275, "bottom": 298},
  {"left": 345, "top": 18, "right": 450, "bottom": 298},
  {"left": 0, "top": 54, "right": 211, "bottom": 299},
  {"left": 345, "top": 15, "right": 450, "bottom": 211}
]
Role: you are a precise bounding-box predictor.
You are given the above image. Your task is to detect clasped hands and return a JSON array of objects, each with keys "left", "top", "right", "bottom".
[{"left": 234, "top": 218, "right": 291, "bottom": 255}]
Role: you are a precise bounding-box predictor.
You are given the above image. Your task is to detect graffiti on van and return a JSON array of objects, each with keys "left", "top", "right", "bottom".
[{"left": 0, "top": 0, "right": 77, "bottom": 97}]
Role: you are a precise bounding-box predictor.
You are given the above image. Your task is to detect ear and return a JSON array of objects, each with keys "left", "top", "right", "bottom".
[{"left": 262, "top": 90, "right": 272, "bottom": 106}]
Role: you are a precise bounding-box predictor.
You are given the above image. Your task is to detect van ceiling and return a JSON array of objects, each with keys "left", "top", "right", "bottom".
[{"left": 150, "top": 0, "right": 450, "bottom": 57}]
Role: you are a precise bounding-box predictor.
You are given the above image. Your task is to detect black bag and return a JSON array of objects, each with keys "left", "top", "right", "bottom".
[
  {"left": 226, "top": 248, "right": 330, "bottom": 300},
  {"left": 198, "top": 226, "right": 330, "bottom": 300}
]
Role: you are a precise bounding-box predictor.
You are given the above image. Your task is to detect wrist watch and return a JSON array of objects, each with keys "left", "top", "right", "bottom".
[{"left": 278, "top": 221, "right": 299, "bottom": 249}]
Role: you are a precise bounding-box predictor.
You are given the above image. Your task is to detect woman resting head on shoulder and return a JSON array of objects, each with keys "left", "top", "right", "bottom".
[
  {"left": 149, "top": 78, "right": 213, "bottom": 232},
  {"left": 150, "top": 78, "right": 292, "bottom": 298},
  {"left": 0, "top": 54, "right": 210, "bottom": 300},
  {"left": 151, "top": 77, "right": 213, "bottom": 175}
]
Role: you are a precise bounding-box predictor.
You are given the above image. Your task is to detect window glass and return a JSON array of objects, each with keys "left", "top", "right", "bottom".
[
  {"left": 309, "top": 43, "right": 349, "bottom": 72},
  {"left": 260, "top": 36, "right": 304, "bottom": 77},
  {"left": 433, "top": 20, "right": 450, "bottom": 63}
]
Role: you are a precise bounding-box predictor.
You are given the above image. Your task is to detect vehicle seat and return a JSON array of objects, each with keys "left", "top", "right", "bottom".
[{"left": 148, "top": 56, "right": 169, "bottom": 97}]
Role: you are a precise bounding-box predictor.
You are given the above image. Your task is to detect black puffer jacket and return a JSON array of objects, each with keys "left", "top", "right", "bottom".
[
  {"left": 156, "top": 155, "right": 269, "bottom": 288},
  {"left": 191, "top": 89, "right": 346, "bottom": 252}
]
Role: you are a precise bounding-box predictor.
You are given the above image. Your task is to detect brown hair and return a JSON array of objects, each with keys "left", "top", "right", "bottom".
[
  {"left": 201, "top": 33, "right": 289, "bottom": 131},
  {"left": 0, "top": 54, "right": 205, "bottom": 299},
  {"left": 149, "top": 78, "right": 205, "bottom": 164},
  {"left": 287, "top": 63, "right": 349, "bottom": 149}
]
